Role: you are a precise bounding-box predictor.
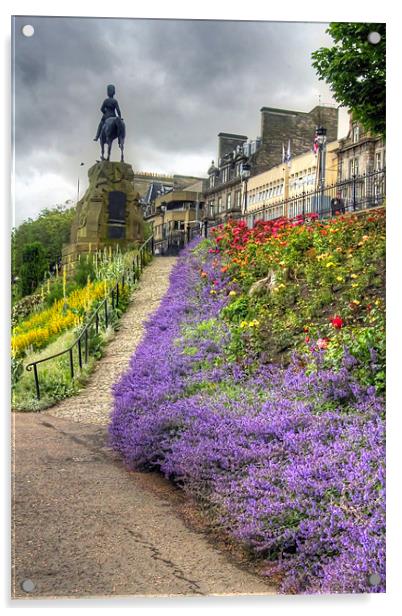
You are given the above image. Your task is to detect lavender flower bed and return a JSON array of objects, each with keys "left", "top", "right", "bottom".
[{"left": 109, "top": 242, "right": 385, "bottom": 594}]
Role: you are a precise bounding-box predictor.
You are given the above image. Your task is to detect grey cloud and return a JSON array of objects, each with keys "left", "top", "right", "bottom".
[{"left": 12, "top": 17, "right": 335, "bottom": 224}]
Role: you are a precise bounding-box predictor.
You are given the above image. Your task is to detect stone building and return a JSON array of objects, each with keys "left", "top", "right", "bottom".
[
  {"left": 335, "top": 119, "right": 385, "bottom": 210},
  {"left": 133, "top": 171, "right": 206, "bottom": 212},
  {"left": 252, "top": 105, "right": 338, "bottom": 174},
  {"left": 203, "top": 105, "right": 338, "bottom": 225},
  {"left": 336, "top": 119, "right": 385, "bottom": 180},
  {"left": 144, "top": 179, "right": 204, "bottom": 255},
  {"left": 245, "top": 140, "right": 339, "bottom": 220}
]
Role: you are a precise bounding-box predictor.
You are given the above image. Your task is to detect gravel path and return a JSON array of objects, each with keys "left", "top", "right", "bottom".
[
  {"left": 12, "top": 256, "right": 275, "bottom": 598},
  {"left": 12, "top": 414, "right": 274, "bottom": 598},
  {"left": 45, "top": 256, "right": 177, "bottom": 424}
]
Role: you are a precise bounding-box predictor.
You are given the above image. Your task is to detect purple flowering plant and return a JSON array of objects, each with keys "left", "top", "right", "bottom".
[{"left": 109, "top": 239, "right": 385, "bottom": 594}]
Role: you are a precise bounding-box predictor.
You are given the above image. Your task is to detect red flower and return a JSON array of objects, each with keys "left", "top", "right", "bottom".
[
  {"left": 305, "top": 336, "right": 310, "bottom": 343},
  {"left": 330, "top": 315, "right": 344, "bottom": 329}
]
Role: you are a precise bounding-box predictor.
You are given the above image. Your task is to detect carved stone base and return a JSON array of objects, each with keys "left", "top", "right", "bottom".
[{"left": 62, "top": 161, "right": 144, "bottom": 271}]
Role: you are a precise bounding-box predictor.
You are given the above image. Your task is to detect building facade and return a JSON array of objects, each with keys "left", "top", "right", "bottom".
[
  {"left": 203, "top": 105, "right": 338, "bottom": 225},
  {"left": 246, "top": 140, "right": 339, "bottom": 219},
  {"left": 144, "top": 180, "right": 204, "bottom": 255},
  {"left": 337, "top": 119, "right": 385, "bottom": 181}
]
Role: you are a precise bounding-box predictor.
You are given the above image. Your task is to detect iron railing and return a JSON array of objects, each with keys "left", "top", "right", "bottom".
[
  {"left": 241, "top": 168, "right": 385, "bottom": 227},
  {"left": 25, "top": 235, "right": 154, "bottom": 400}
]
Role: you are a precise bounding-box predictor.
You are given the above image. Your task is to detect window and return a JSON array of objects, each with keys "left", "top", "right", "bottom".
[
  {"left": 349, "top": 157, "right": 359, "bottom": 177},
  {"left": 375, "top": 151, "right": 383, "bottom": 171},
  {"left": 218, "top": 197, "right": 222, "bottom": 213},
  {"left": 235, "top": 190, "right": 241, "bottom": 208},
  {"left": 210, "top": 175, "right": 215, "bottom": 188},
  {"left": 352, "top": 125, "right": 360, "bottom": 144},
  {"left": 222, "top": 167, "right": 229, "bottom": 183},
  {"left": 227, "top": 193, "right": 232, "bottom": 210}
]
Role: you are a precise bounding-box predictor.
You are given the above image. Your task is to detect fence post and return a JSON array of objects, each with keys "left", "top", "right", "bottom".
[
  {"left": 116, "top": 282, "right": 119, "bottom": 307},
  {"left": 95, "top": 312, "right": 99, "bottom": 335},
  {"left": 84, "top": 328, "right": 89, "bottom": 363},
  {"left": 352, "top": 175, "right": 357, "bottom": 211},
  {"left": 111, "top": 288, "right": 115, "bottom": 309},
  {"left": 78, "top": 338, "right": 83, "bottom": 370},
  {"left": 33, "top": 364, "right": 40, "bottom": 400},
  {"left": 302, "top": 191, "right": 306, "bottom": 220},
  {"left": 69, "top": 348, "right": 74, "bottom": 379},
  {"left": 104, "top": 298, "right": 108, "bottom": 329}
]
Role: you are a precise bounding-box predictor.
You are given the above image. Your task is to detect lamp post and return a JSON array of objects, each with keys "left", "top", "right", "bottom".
[
  {"left": 315, "top": 127, "right": 327, "bottom": 215},
  {"left": 241, "top": 162, "right": 251, "bottom": 216}
]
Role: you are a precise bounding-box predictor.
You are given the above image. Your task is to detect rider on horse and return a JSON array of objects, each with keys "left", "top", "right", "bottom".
[{"left": 94, "top": 84, "right": 121, "bottom": 141}]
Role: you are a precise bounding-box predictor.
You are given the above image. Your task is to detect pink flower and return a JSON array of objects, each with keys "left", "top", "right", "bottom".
[{"left": 317, "top": 338, "right": 329, "bottom": 350}]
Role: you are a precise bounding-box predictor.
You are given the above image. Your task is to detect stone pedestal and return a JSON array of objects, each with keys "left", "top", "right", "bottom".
[{"left": 62, "top": 161, "right": 144, "bottom": 270}]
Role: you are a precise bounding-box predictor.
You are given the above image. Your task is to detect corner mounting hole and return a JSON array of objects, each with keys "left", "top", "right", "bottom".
[
  {"left": 21, "top": 579, "right": 35, "bottom": 592},
  {"left": 22, "top": 24, "right": 35, "bottom": 38},
  {"left": 368, "top": 31, "right": 381, "bottom": 45}
]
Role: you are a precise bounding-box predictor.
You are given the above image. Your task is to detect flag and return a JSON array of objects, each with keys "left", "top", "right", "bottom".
[
  {"left": 282, "top": 142, "right": 286, "bottom": 164},
  {"left": 313, "top": 130, "right": 319, "bottom": 155},
  {"left": 286, "top": 140, "right": 291, "bottom": 167}
]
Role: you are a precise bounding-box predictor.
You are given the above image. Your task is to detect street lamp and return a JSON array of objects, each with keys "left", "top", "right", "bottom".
[
  {"left": 241, "top": 162, "right": 251, "bottom": 214},
  {"left": 315, "top": 127, "right": 327, "bottom": 216},
  {"left": 315, "top": 127, "right": 327, "bottom": 189}
]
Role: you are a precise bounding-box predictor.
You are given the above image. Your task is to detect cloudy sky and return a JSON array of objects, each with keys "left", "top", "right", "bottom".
[{"left": 12, "top": 16, "right": 349, "bottom": 225}]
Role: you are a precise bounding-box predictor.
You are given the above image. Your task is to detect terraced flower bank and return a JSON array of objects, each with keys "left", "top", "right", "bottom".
[{"left": 110, "top": 211, "right": 385, "bottom": 594}]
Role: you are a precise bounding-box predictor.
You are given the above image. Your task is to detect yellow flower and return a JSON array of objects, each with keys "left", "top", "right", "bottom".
[
  {"left": 352, "top": 283, "right": 358, "bottom": 288},
  {"left": 240, "top": 321, "right": 248, "bottom": 329},
  {"left": 336, "top": 276, "right": 344, "bottom": 282},
  {"left": 326, "top": 262, "right": 335, "bottom": 268},
  {"left": 229, "top": 290, "right": 237, "bottom": 296},
  {"left": 350, "top": 273, "right": 358, "bottom": 279},
  {"left": 210, "top": 289, "right": 217, "bottom": 295},
  {"left": 352, "top": 299, "right": 360, "bottom": 305}
]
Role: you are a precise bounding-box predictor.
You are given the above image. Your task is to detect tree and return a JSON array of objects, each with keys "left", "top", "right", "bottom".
[
  {"left": 19, "top": 242, "right": 48, "bottom": 296},
  {"left": 312, "top": 23, "right": 385, "bottom": 137},
  {"left": 12, "top": 203, "right": 76, "bottom": 282}
]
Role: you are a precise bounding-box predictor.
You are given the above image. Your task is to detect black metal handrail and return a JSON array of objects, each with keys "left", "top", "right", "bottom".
[
  {"left": 241, "top": 168, "right": 386, "bottom": 226},
  {"left": 25, "top": 235, "right": 154, "bottom": 400}
]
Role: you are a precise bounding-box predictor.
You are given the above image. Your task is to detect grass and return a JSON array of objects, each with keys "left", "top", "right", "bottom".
[{"left": 12, "top": 277, "right": 138, "bottom": 411}]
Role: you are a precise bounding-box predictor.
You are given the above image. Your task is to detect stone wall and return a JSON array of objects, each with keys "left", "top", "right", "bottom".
[
  {"left": 218, "top": 133, "right": 248, "bottom": 161},
  {"left": 252, "top": 105, "right": 338, "bottom": 174}
]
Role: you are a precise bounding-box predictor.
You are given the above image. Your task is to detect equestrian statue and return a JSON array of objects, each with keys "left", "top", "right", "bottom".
[{"left": 94, "top": 84, "right": 125, "bottom": 162}]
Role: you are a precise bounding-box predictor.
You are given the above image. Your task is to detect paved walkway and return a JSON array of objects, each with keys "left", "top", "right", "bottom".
[
  {"left": 12, "top": 414, "right": 274, "bottom": 598},
  {"left": 12, "top": 257, "right": 275, "bottom": 599},
  {"left": 45, "top": 257, "right": 177, "bottom": 424}
]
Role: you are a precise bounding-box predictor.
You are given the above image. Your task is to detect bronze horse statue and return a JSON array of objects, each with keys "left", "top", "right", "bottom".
[{"left": 100, "top": 116, "right": 125, "bottom": 162}]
